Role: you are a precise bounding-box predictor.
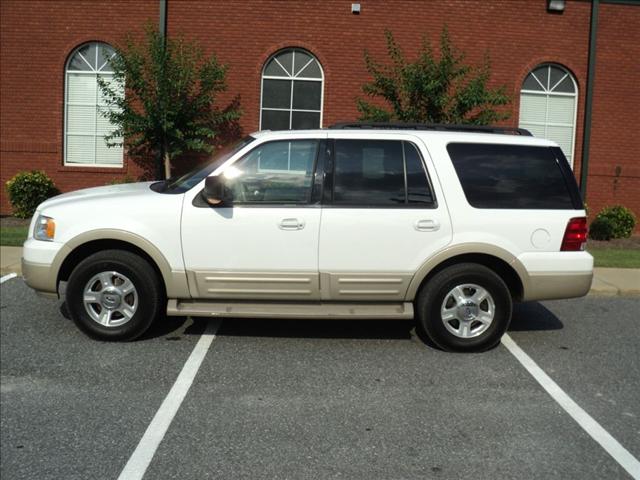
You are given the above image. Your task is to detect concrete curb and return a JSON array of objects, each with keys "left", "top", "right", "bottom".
[
  {"left": 2, "top": 246, "right": 638, "bottom": 296},
  {"left": 588, "top": 268, "right": 640, "bottom": 297},
  {"left": 0, "top": 246, "right": 22, "bottom": 277}
]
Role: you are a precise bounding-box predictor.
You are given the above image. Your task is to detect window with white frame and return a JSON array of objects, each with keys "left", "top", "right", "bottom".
[
  {"left": 65, "top": 42, "right": 123, "bottom": 166},
  {"left": 260, "top": 49, "right": 323, "bottom": 131},
  {"left": 519, "top": 64, "right": 578, "bottom": 166}
]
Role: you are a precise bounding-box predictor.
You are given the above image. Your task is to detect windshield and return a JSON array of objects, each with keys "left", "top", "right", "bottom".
[{"left": 159, "top": 136, "right": 256, "bottom": 193}]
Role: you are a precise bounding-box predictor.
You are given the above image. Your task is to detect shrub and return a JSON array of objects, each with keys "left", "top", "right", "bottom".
[
  {"left": 5, "top": 170, "right": 59, "bottom": 218},
  {"left": 589, "top": 205, "right": 636, "bottom": 240}
]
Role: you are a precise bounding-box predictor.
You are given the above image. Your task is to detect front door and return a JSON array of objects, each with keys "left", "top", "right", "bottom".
[{"left": 181, "top": 137, "right": 324, "bottom": 300}]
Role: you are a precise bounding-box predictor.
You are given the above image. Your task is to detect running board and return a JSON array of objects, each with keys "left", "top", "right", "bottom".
[{"left": 167, "top": 299, "right": 414, "bottom": 319}]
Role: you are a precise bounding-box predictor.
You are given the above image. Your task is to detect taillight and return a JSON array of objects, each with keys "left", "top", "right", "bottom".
[{"left": 561, "top": 217, "right": 588, "bottom": 251}]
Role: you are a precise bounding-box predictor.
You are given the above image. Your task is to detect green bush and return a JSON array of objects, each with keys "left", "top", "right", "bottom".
[
  {"left": 589, "top": 205, "right": 636, "bottom": 240},
  {"left": 589, "top": 216, "right": 616, "bottom": 241},
  {"left": 5, "top": 170, "right": 59, "bottom": 218}
]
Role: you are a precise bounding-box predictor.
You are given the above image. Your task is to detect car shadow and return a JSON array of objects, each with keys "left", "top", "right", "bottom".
[
  {"left": 140, "top": 314, "right": 190, "bottom": 340},
  {"left": 214, "top": 318, "right": 418, "bottom": 341},
  {"left": 509, "top": 301, "right": 564, "bottom": 331}
]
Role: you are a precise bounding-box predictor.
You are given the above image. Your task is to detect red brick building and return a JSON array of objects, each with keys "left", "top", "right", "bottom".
[{"left": 1, "top": 0, "right": 638, "bottom": 226}]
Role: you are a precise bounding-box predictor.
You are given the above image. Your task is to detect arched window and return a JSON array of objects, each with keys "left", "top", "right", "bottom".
[
  {"left": 65, "top": 42, "right": 123, "bottom": 166},
  {"left": 519, "top": 64, "right": 578, "bottom": 166},
  {"left": 260, "top": 48, "right": 323, "bottom": 130}
]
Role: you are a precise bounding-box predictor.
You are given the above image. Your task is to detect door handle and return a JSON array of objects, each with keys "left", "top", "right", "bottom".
[
  {"left": 278, "top": 218, "right": 305, "bottom": 230},
  {"left": 414, "top": 219, "right": 440, "bottom": 232}
]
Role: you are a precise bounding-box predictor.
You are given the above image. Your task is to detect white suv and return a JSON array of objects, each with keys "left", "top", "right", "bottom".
[{"left": 22, "top": 123, "right": 593, "bottom": 351}]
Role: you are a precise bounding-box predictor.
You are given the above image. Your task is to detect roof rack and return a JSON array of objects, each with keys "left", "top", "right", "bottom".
[{"left": 329, "top": 122, "right": 532, "bottom": 136}]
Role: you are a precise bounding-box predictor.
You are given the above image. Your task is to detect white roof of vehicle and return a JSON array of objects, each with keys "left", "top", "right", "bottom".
[{"left": 251, "top": 128, "right": 557, "bottom": 147}]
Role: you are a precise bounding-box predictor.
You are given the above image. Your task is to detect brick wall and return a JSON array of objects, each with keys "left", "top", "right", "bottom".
[
  {"left": 1, "top": 0, "right": 638, "bottom": 230},
  {"left": 0, "top": 0, "right": 156, "bottom": 211},
  {"left": 586, "top": 3, "right": 640, "bottom": 224}
]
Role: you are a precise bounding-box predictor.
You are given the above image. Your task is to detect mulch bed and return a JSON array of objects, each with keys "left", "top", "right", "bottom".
[
  {"left": 0, "top": 216, "right": 31, "bottom": 227},
  {"left": 587, "top": 236, "right": 640, "bottom": 250}
]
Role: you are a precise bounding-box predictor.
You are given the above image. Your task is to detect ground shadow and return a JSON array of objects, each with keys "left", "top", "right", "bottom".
[
  {"left": 213, "top": 318, "right": 417, "bottom": 341},
  {"left": 139, "top": 314, "right": 190, "bottom": 340},
  {"left": 509, "top": 301, "right": 564, "bottom": 331},
  {"left": 59, "top": 301, "right": 190, "bottom": 340}
]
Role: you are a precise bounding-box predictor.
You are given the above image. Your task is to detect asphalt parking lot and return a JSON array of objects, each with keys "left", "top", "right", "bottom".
[{"left": 1, "top": 276, "right": 639, "bottom": 479}]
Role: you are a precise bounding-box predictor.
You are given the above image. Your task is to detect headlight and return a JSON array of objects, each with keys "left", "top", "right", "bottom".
[{"left": 34, "top": 215, "right": 56, "bottom": 241}]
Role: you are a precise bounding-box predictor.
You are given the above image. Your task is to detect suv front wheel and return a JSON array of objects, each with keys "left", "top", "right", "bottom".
[
  {"left": 66, "top": 249, "right": 163, "bottom": 341},
  {"left": 416, "top": 263, "right": 513, "bottom": 352}
]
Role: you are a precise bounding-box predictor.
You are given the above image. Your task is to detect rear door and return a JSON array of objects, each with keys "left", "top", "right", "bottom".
[{"left": 318, "top": 133, "right": 452, "bottom": 301}]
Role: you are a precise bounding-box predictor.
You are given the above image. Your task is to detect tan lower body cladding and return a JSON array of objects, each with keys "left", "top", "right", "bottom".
[
  {"left": 167, "top": 299, "right": 414, "bottom": 319},
  {"left": 187, "top": 271, "right": 413, "bottom": 301}
]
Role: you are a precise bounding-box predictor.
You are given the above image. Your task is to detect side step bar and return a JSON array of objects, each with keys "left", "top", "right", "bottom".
[{"left": 167, "top": 299, "right": 414, "bottom": 320}]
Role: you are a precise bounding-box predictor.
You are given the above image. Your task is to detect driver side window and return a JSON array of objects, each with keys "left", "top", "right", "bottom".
[{"left": 223, "top": 140, "right": 319, "bottom": 204}]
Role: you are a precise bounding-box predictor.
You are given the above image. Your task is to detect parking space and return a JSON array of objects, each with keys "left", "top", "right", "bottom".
[
  {"left": 0, "top": 278, "right": 204, "bottom": 479},
  {"left": 1, "top": 277, "right": 639, "bottom": 479}
]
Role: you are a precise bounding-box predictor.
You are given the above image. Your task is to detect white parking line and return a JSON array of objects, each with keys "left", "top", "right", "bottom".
[
  {"left": 117, "top": 318, "right": 221, "bottom": 480},
  {"left": 0, "top": 273, "right": 18, "bottom": 284},
  {"left": 502, "top": 333, "right": 640, "bottom": 479}
]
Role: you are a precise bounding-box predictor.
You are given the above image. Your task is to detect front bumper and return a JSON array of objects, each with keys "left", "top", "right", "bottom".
[
  {"left": 22, "top": 258, "right": 58, "bottom": 297},
  {"left": 21, "top": 238, "right": 68, "bottom": 298}
]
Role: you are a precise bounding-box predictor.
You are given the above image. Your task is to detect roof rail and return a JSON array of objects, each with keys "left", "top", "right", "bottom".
[{"left": 329, "top": 122, "right": 532, "bottom": 136}]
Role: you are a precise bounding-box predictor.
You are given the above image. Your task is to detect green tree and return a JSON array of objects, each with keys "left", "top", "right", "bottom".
[
  {"left": 357, "top": 28, "right": 510, "bottom": 125},
  {"left": 98, "top": 26, "right": 241, "bottom": 180}
]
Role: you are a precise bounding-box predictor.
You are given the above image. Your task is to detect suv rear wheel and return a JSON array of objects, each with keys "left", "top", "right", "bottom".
[
  {"left": 416, "top": 263, "right": 512, "bottom": 352},
  {"left": 66, "top": 250, "right": 163, "bottom": 341}
]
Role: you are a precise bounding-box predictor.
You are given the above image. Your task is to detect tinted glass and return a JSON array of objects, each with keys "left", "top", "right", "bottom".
[
  {"left": 78, "top": 43, "right": 98, "bottom": 69},
  {"left": 224, "top": 140, "right": 318, "bottom": 204},
  {"left": 291, "top": 111, "right": 320, "bottom": 129},
  {"left": 404, "top": 142, "right": 434, "bottom": 205},
  {"left": 277, "top": 51, "right": 294, "bottom": 75},
  {"left": 261, "top": 110, "right": 289, "bottom": 130},
  {"left": 263, "top": 57, "right": 288, "bottom": 77},
  {"left": 447, "top": 143, "right": 575, "bottom": 209},
  {"left": 522, "top": 73, "right": 543, "bottom": 91},
  {"left": 292, "top": 81, "right": 321, "bottom": 110},
  {"left": 553, "top": 75, "right": 575, "bottom": 93},
  {"left": 293, "top": 51, "right": 313, "bottom": 75},
  {"left": 549, "top": 65, "right": 566, "bottom": 90},
  {"left": 97, "top": 44, "right": 115, "bottom": 72},
  {"left": 262, "top": 79, "right": 291, "bottom": 109},
  {"left": 297, "top": 59, "right": 322, "bottom": 78},
  {"left": 333, "top": 140, "right": 405, "bottom": 205}
]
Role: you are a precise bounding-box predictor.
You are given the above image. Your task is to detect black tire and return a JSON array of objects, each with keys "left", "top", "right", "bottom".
[
  {"left": 66, "top": 249, "right": 163, "bottom": 341},
  {"left": 415, "top": 263, "right": 512, "bottom": 352}
]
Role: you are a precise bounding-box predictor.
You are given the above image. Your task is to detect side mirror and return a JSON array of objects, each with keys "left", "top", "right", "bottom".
[{"left": 203, "top": 176, "right": 228, "bottom": 206}]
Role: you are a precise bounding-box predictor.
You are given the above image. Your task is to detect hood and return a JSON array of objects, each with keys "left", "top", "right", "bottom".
[{"left": 37, "top": 182, "right": 158, "bottom": 212}]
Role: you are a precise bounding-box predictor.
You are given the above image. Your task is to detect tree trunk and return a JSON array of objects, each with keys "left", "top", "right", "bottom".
[
  {"left": 163, "top": 150, "right": 171, "bottom": 180},
  {"left": 163, "top": 138, "right": 171, "bottom": 180},
  {"left": 155, "top": 149, "right": 164, "bottom": 181}
]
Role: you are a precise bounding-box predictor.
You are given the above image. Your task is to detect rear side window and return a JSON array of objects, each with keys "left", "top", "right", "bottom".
[
  {"left": 447, "top": 143, "right": 576, "bottom": 209},
  {"left": 332, "top": 139, "right": 435, "bottom": 207}
]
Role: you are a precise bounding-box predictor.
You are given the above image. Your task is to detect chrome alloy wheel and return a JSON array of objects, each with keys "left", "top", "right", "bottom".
[
  {"left": 440, "top": 283, "right": 495, "bottom": 339},
  {"left": 82, "top": 271, "right": 139, "bottom": 327}
]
